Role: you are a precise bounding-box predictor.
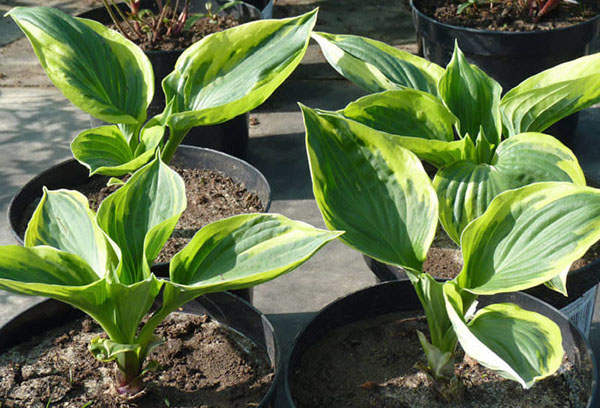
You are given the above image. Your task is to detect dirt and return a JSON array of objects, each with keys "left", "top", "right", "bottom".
[
  {"left": 0, "top": 311, "right": 273, "bottom": 407},
  {"left": 111, "top": 10, "right": 244, "bottom": 51},
  {"left": 291, "top": 311, "right": 592, "bottom": 407},
  {"left": 414, "top": 0, "right": 599, "bottom": 31},
  {"left": 16, "top": 167, "right": 264, "bottom": 264}
]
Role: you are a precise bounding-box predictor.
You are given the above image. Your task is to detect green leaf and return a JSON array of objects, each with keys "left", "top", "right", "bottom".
[
  {"left": 458, "top": 182, "right": 600, "bottom": 294},
  {"left": 439, "top": 44, "right": 502, "bottom": 145},
  {"left": 501, "top": 53, "right": 600, "bottom": 136},
  {"left": 302, "top": 105, "right": 438, "bottom": 272},
  {"left": 24, "top": 188, "right": 119, "bottom": 279},
  {"left": 493, "top": 132, "right": 586, "bottom": 188},
  {"left": 416, "top": 330, "right": 455, "bottom": 379},
  {"left": 312, "top": 32, "right": 444, "bottom": 95},
  {"left": 340, "top": 89, "right": 457, "bottom": 142},
  {"left": 97, "top": 154, "right": 186, "bottom": 284},
  {"left": 167, "top": 213, "right": 341, "bottom": 302},
  {"left": 163, "top": 10, "right": 317, "bottom": 131},
  {"left": 434, "top": 132, "right": 585, "bottom": 244},
  {"left": 434, "top": 161, "right": 509, "bottom": 244},
  {"left": 71, "top": 120, "right": 165, "bottom": 177},
  {"left": 89, "top": 337, "right": 140, "bottom": 363},
  {"left": 444, "top": 283, "right": 563, "bottom": 388},
  {"left": 7, "top": 7, "right": 153, "bottom": 124}
]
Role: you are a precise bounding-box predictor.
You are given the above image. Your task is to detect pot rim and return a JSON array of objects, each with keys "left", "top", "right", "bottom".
[
  {"left": 283, "top": 279, "right": 599, "bottom": 407},
  {"left": 7, "top": 145, "right": 272, "bottom": 246},
  {"left": 410, "top": 0, "right": 600, "bottom": 37}
]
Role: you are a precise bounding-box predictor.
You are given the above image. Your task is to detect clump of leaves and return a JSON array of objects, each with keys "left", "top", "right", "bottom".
[
  {"left": 6, "top": 6, "right": 317, "bottom": 177},
  {"left": 0, "top": 154, "right": 340, "bottom": 397}
]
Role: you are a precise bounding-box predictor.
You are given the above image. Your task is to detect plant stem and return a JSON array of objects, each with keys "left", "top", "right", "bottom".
[
  {"left": 102, "top": 0, "right": 134, "bottom": 41},
  {"left": 161, "top": 127, "right": 189, "bottom": 163},
  {"left": 114, "top": 352, "right": 144, "bottom": 396}
]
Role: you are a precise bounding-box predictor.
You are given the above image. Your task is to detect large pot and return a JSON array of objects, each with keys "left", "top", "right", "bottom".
[
  {"left": 410, "top": 0, "right": 600, "bottom": 143},
  {"left": 283, "top": 280, "right": 598, "bottom": 407},
  {"left": 79, "top": 0, "right": 267, "bottom": 159},
  {"left": 7, "top": 146, "right": 271, "bottom": 303},
  {"left": 0, "top": 292, "right": 280, "bottom": 406}
]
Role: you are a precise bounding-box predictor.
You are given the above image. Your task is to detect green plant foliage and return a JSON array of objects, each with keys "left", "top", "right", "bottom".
[
  {"left": 302, "top": 103, "right": 600, "bottom": 398},
  {"left": 7, "top": 6, "right": 318, "bottom": 176},
  {"left": 0, "top": 154, "right": 340, "bottom": 396},
  {"left": 311, "top": 33, "right": 600, "bottom": 246}
]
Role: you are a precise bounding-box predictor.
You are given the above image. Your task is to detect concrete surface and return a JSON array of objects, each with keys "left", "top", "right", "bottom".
[{"left": 0, "top": 0, "right": 599, "bottom": 398}]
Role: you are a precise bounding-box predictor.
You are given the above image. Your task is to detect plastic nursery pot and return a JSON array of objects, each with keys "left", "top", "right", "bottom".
[
  {"left": 0, "top": 292, "right": 280, "bottom": 407},
  {"left": 78, "top": 1, "right": 265, "bottom": 159},
  {"left": 282, "top": 280, "right": 598, "bottom": 407},
  {"left": 7, "top": 146, "right": 271, "bottom": 303},
  {"left": 410, "top": 0, "right": 600, "bottom": 143}
]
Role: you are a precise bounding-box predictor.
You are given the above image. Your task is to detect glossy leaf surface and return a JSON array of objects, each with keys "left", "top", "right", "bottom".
[
  {"left": 312, "top": 32, "right": 444, "bottom": 94},
  {"left": 439, "top": 46, "right": 502, "bottom": 145},
  {"left": 7, "top": 7, "right": 153, "bottom": 124},
  {"left": 444, "top": 284, "right": 563, "bottom": 388},
  {"left": 303, "top": 105, "right": 437, "bottom": 272},
  {"left": 502, "top": 53, "right": 600, "bottom": 136},
  {"left": 97, "top": 155, "right": 186, "bottom": 284},
  {"left": 163, "top": 10, "right": 317, "bottom": 131},
  {"left": 459, "top": 182, "right": 600, "bottom": 294}
]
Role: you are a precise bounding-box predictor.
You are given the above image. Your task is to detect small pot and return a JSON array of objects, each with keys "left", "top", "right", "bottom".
[
  {"left": 7, "top": 146, "right": 271, "bottom": 303},
  {"left": 283, "top": 280, "right": 598, "bottom": 407},
  {"left": 0, "top": 292, "right": 280, "bottom": 407},
  {"left": 410, "top": 0, "right": 600, "bottom": 143},
  {"left": 78, "top": 1, "right": 265, "bottom": 159}
]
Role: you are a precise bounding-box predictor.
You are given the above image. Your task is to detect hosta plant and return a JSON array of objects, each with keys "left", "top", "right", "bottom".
[
  {"left": 6, "top": 6, "right": 317, "bottom": 177},
  {"left": 0, "top": 153, "right": 340, "bottom": 397},
  {"left": 311, "top": 34, "right": 600, "bottom": 250},
  {"left": 302, "top": 104, "right": 600, "bottom": 400}
]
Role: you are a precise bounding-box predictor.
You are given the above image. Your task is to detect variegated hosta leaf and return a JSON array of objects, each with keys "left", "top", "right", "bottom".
[
  {"left": 501, "top": 53, "right": 600, "bottom": 136},
  {"left": 340, "top": 89, "right": 457, "bottom": 141},
  {"left": 302, "top": 105, "right": 437, "bottom": 272},
  {"left": 434, "top": 161, "right": 508, "bottom": 244},
  {"left": 24, "top": 189, "right": 119, "bottom": 279},
  {"left": 7, "top": 7, "right": 153, "bottom": 125},
  {"left": 97, "top": 154, "right": 186, "bottom": 284},
  {"left": 312, "top": 32, "right": 444, "bottom": 95},
  {"left": 438, "top": 45, "right": 502, "bottom": 145},
  {"left": 71, "top": 122, "right": 164, "bottom": 176},
  {"left": 165, "top": 213, "right": 341, "bottom": 305},
  {"left": 163, "top": 10, "right": 317, "bottom": 132},
  {"left": 444, "top": 283, "right": 563, "bottom": 388},
  {"left": 458, "top": 182, "right": 600, "bottom": 294},
  {"left": 435, "top": 132, "right": 586, "bottom": 244}
]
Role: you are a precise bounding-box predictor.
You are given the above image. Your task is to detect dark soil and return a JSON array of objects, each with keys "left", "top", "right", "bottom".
[
  {"left": 16, "top": 167, "right": 264, "bottom": 264},
  {"left": 113, "top": 12, "right": 243, "bottom": 51},
  {"left": 292, "top": 311, "right": 592, "bottom": 407},
  {"left": 0, "top": 312, "right": 273, "bottom": 407},
  {"left": 415, "top": 0, "right": 599, "bottom": 31},
  {"left": 82, "top": 167, "right": 264, "bottom": 263}
]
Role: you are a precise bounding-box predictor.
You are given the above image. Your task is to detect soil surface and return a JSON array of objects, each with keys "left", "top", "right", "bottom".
[
  {"left": 292, "top": 311, "right": 592, "bottom": 407},
  {"left": 414, "top": 0, "right": 599, "bottom": 31},
  {"left": 0, "top": 311, "right": 273, "bottom": 407},
  {"left": 112, "top": 11, "right": 243, "bottom": 51},
  {"left": 16, "top": 167, "right": 264, "bottom": 264}
]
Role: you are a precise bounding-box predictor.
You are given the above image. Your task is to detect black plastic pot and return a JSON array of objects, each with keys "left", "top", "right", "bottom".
[
  {"left": 0, "top": 292, "right": 280, "bottom": 407},
  {"left": 78, "top": 1, "right": 267, "bottom": 159},
  {"left": 283, "top": 280, "right": 598, "bottom": 407},
  {"left": 7, "top": 146, "right": 271, "bottom": 303},
  {"left": 410, "top": 0, "right": 600, "bottom": 143}
]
